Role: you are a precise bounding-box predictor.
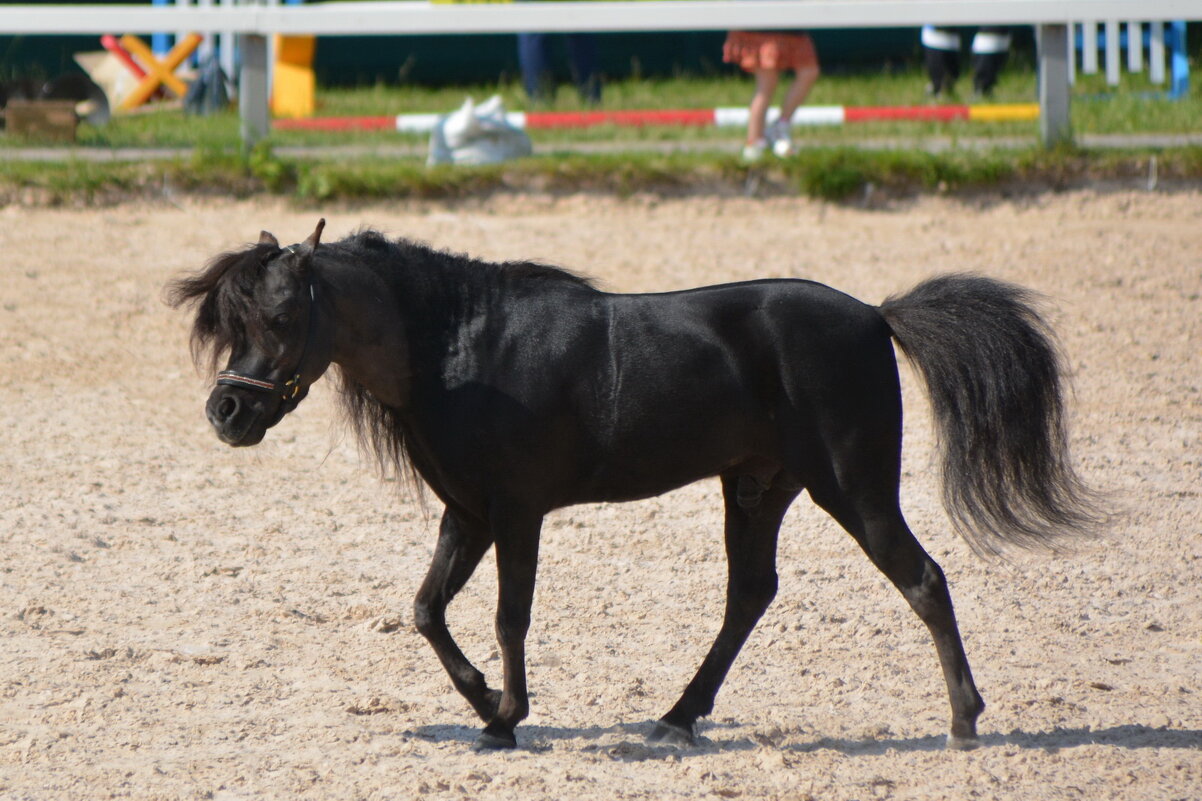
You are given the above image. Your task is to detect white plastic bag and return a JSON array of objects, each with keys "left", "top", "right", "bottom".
[{"left": 427, "top": 95, "right": 533, "bottom": 166}]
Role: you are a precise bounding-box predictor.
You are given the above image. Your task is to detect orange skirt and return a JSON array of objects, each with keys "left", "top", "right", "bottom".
[{"left": 723, "top": 31, "right": 817, "bottom": 73}]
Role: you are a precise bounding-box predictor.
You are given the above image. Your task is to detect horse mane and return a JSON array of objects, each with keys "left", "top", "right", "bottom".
[
  {"left": 337, "top": 376, "right": 418, "bottom": 485},
  {"left": 329, "top": 229, "right": 595, "bottom": 485},
  {"left": 166, "top": 241, "right": 278, "bottom": 374},
  {"left": 343, "top": 228, "right": 596, "bottom": 289}
]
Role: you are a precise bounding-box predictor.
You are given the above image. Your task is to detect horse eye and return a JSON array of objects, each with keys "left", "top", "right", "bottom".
[{"left": 272, "top": 312, "right": 293, "bottom": 328}]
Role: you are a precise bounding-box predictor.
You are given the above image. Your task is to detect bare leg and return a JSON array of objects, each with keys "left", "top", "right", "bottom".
[
  {"left": 777, "top": 64, "right": 819, "bottom": 126},
  {"left": 650, "top": 471, "right": 799, "bottom": 745},
  {"left": 476, "top": 507, "right": 543, "bottom": 750},
  {"left": 747, "top": 68, "right": 780, "bottom": 145},
  {"left": 413, "top": 508, "right": 499, "bottom": 722}
]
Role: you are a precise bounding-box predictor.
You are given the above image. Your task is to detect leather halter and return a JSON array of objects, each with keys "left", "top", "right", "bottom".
[{"left": 216, "top": 246, "right": 319, "bottom": 402}]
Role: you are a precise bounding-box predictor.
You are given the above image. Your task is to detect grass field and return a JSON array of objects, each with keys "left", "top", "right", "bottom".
[
  {"left": 17, "top": 65, "right": 1198, "bottom": 149},
  {"left": 1, "top": 66, "right": 1199, "bottom": 202}
]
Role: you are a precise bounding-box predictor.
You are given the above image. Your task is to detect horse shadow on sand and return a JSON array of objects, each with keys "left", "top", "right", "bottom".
[{"left": 408, "top": 721, "right": 1202, "bottom": 760}]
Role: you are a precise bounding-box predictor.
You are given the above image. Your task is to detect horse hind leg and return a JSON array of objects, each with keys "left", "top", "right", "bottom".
[
  {"left": 649, "top": 469, "right": 800, "bottom": 746},
  {"left": 809, "top": 473, "right": 986, "bottom": 749}
]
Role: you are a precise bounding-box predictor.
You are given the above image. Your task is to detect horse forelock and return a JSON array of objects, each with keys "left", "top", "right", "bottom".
[{"left": 167, "top": 242, "right": 278, "bottom": 374}]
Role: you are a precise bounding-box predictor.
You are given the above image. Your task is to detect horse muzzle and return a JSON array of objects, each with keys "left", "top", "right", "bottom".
[{"left": 206, "top": 383, "right": 306, "bottom": 446}]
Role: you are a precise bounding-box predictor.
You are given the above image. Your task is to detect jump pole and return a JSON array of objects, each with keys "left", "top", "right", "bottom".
[{"left": 273, "top": 104, "right": 1041, "bottom": 133}]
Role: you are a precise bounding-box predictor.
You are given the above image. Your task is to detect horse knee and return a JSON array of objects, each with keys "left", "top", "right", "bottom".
[{"left": 413, "top": 597, "right": 440, "bottom": 638}]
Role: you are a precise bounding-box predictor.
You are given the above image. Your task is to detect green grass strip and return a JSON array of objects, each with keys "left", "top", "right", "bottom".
[{"left": 3, "top": 143, "right": 1199, "bottom": 205}]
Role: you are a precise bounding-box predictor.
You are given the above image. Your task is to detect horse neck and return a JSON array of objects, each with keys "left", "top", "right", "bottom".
[
  {"left": 320, "top": 241, "right": 553, "bottom": 407},
  {"left": 319, "top": 257, "right": 412, "bottom": 409}
]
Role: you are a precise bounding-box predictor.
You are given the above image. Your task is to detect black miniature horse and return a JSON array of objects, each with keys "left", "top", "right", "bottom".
[{"left": 169, "top": 220, "right": 1101, "bottom": 751}]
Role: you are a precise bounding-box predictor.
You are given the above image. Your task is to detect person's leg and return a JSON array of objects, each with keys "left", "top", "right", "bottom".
[
  {"left": 770, "top": 37, "right": 819, "bottom": 156},
  {"left": 564, "top": 33, "right": 601, "bottom": 104},
  {"left": 747, "top": 68, "right": 779, "bottom": 144},
  {"left": 971, "top": 27, "right": 1011, "bottom": 97},
  {"left": 517, "top": 33, "right": 552, "bottom": 103},
  {"left": 921, "top": 25, "right": 962, "bottom": 96},
  {"left": 742, "top": 68, "right": 779, "bottom": 161},
  {"left": 778, "top": 65, "right": 818, "bottom": 123}
]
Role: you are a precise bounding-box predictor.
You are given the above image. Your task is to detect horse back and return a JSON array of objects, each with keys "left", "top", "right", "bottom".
[{"left": 406, "top": 278, "right": 898, "bottom": 513}]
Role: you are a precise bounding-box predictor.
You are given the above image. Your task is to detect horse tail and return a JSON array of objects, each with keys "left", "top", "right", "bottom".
[{"left": 877, "top": 274, "right": 1105, "bottom": 556}]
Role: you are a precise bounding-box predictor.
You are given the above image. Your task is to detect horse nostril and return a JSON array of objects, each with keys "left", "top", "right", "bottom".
[{"left": 217, "top": 396, "right": 238, "bottom": 420}]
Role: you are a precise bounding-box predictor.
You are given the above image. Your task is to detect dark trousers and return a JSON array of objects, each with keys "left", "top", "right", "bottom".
[
  {"left": 517, "top": 33, "right": 601, "bottom": 104},
  {"left": 923, "top": 26, "right": 1011, "bottom": 97}
]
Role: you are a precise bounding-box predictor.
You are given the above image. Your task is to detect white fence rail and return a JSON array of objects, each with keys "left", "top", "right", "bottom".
[{"left": 1, "top": 1, "right": 1197, "bottom": 146}]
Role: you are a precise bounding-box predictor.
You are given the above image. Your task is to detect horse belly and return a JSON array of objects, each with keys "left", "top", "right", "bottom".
[{"left": 569, "top": 385, "right": 775, "bottom": 503}]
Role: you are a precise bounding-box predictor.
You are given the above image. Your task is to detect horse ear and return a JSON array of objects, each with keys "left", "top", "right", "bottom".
[
  {"left": 301, "top": 218, "right": 325, "bottom": 253},
  {"left": 259, "top": 230, "right": 279, "bottom": 247}
]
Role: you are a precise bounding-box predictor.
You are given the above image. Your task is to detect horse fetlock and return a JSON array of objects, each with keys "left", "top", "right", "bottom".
[
  {"left": 496, "top": 695, "right": 530, "bottom": 726},
  {"left": 948, "top": 706, "right": 983, "bottom": 750},
  {"left": 467, "top": 687, "right": 503, "bottom": 722}
]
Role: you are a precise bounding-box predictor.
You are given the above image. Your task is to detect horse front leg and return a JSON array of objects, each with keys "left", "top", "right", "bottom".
[
  {"left": 650, "top": 472, "right": 798, "bottom": 746},
  {"left": 476, "top": 508, "right": 543, "bottom": 750},
  {"left": 413, "top": 508, "right": 500, "bottom": 722}
]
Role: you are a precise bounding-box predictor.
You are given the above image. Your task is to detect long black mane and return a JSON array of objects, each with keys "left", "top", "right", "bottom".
[
  {"left": 329, "top": 231, "right": 595, "bottom": 480},
  {"left": 169, "top": 229, "right": 594, "bottom": 477}
]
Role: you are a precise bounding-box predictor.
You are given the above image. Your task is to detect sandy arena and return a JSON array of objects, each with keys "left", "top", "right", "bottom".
[{"left": 1, "top": 191, "right": 1200, "bottom": 800}]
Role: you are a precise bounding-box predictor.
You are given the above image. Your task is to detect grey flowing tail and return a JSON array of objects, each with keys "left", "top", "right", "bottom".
[{"left": 878, "top": 274, "right": 1105, "bottom": 556}]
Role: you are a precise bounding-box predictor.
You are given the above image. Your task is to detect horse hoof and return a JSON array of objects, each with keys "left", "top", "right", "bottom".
[
  {"left": 475, "top": 729, "right": 517, "bottom": 751},
  {"left": 647, "top": 720, "right": 696, "bottom": 747},
  {"left": 946, "top": 733, "right": 981, "bottom": 751}
]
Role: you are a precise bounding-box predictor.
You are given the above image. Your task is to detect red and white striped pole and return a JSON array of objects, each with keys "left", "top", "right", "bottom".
[{"left": 273, "top": 104, "right": 1040, "bottom": 132}]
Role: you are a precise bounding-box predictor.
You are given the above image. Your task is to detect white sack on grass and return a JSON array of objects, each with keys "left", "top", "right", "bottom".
[{"left": 428, "top": 95, "right": 532, "bottom": 166}]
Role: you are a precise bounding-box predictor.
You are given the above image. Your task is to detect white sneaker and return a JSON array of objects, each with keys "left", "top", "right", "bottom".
[
  {"left": 768, "top": 120, "right": 795, "bottom": 157},
  {"left": 741, "top": 140, "right": 768, "bottom": 163}
]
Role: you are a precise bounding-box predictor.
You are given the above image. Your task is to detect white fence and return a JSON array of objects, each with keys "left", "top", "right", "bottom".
[
  {"left": 1, "top": 1, "right": 1197, "bottom": 146},
  {"left": 1073, "top": 20, "right": 1189, "bottom": 98}
]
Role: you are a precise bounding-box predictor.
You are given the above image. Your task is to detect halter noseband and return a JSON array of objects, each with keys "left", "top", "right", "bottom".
[{"left": 216, "top": 245, "right": 319, "bottom": 402}]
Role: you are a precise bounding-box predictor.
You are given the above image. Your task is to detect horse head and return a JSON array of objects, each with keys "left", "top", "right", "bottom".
[{"left": 170, "top": 219, "right": 331, "bottom": 446}]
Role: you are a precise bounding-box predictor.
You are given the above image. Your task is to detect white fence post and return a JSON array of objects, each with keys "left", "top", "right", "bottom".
[
  {"left": 1104, "top": 20, "right": 1121, "bottom": 84},
  {"left": 1127, "top": 21, "right": 1143, "bottom": 72},
  {"left": 220, "top": 0, "right": 236, "bottom": 83},
  {"left": 1038, "top": 23, "right": 1072, "bottom": 148},
  {"left": 239, "top": 32, "right": 269, "bottom": 145},
  {"left": 1082, "top": 22, "right": 1098, "bottom": 73},
  {"left": 1149, "top": 21, "right": 1166, "bottom": 83},
  {"left": 175, "top": 0, "right": 191, "bottom": 63}
]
